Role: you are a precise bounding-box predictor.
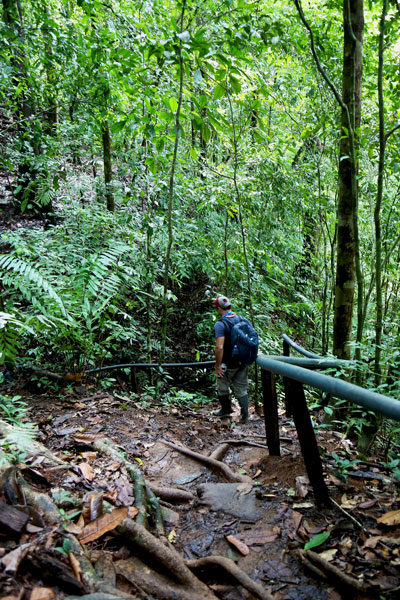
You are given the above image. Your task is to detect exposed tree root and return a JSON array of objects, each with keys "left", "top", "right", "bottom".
[
  {"left": 65, "top": 595, "right": 136, "bottom": 600},
  {"left": 93, "top": 437, "right": 194, "bottom": 504},
  {"left": 218, "top": 439, "right": 268, "bottom": 450},
  {"left": 209, "top": 443, "right": 230, "bottom": 462},
  {"left": 186, "top": 555, "right": 274, "bottom": 600},
  {"left": 116, "top": 556, "right": 214, "bottom": 600},
  {"left": 117, "top": 517, "right": 217, "bottom": 600},
  {"left": 145, "top": 483, "right": 165, "bottom": 536},
  {"left": 147, "top": 484, "right": 195, "bottom": 504},
  {"left": 67, "top": 534, "right": 138, "bottom": 598},
  {"left": 299, "top": 549, "right": 377, "bottom": 594},
  {"left": 19, "top": 476, "right": 64, "bottom": 525},
  {"left": 161, "top": 440, "right": 251, "bottom": 483},
  {"left": 93, "top": 438, "right": 163, "bottom": 529}
]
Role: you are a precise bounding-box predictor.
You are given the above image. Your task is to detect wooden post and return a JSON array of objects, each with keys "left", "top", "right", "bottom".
[
  {"left": 261, "top": 369, "right": 280, "bottom": 456},
  {"left": 282, "top": 339, "right": 292, "bottom": 417},
  {"left": 290, "top": 379, "right": 331, "bottom": 506}
]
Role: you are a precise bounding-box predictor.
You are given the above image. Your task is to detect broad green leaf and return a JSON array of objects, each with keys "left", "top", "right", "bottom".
[
  {"left": 304, "top": 532, "right": 330, "bottom": 550},
  {"left": 194, "top": 69, "right": 203, "bottom": 84},
  {"left": 230, "top": 75, "right": 241, "bottom": 94},
  {"left": 190, "top": 147, "right": 197, "bottom": 159},
  {"left": 201, "top": 124, "right": 211, "bottom": 144},
  {"left": 199, "top": 95, "right": 207, "bottom": 108},
  {"left": 213, "top": 84, "right": 226, "bottom": 100},
  {"left": 111, "top": 120, "right": 127, "bottom": 134},
  {"left": 169, "top": 97, "right": 178, "bottom": 112}
]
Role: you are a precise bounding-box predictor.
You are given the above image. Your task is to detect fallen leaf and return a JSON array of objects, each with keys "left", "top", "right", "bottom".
[
  {"left": 253, "top": 469, "right": 262, "bottom": 478},
  {"left": 79, "top": 462, "right": 95, "bottom": 481},
  {"left": 73, "top": 433, "right": 106, "bottom": 444},
  {"left": 236, "top": 482, "right": 253, "bottom": 496},
  {"left": 358, "top": 499, "right": 377, "bottom": 509},
  {"left": 239, "top": 528, "right": 280, "bottom": 546},
  {"left": 115, "top": 477, "right": 134, "bottom": 506},
  {"left": 128, "top": 506, "right": 139, "bottom": 519},
  {"left": 82, "top": 492, "right": 104, "bottom": 524},
  {"left": 80, "top": 451, "right": 97, "bottom": 460},
  {"left": 30, "top": 588, "right": 56, "bottom": 600},
  {"left": 295, "top": 476, "right": 309, "bottom": 498},
  {"left": 1, "top": 542, "right": 34, "bottom": 574},
  {"left": 364, "top": 536, "right": 383, "bottom": 549},
  {"left": 319, "top": 548, "right": 337, "bottom": 561},
  {"left": 226, "top": 535, "right": 250, "bottom": 556},
  {"left": 341, "top": 493, "right": 360, "bottom": 510},
  {"left": 78, "top": 507, "right": 128, "bottom": 544},
  {"left": 106, "top": 461, "right": 122, "bottom": 471},
  {"left": 56, "top": 427, "right": 80, "bottom": 436},
  {"left": 69, "top": 552, "right": 82, "bottom": 582},
  {"left": 287, "top": 510, "right": 303, "bottom": 539},
  {"left": 168, "top": 529, "right": 176, "bottom": 543},
  {"left": 377, "top": 509, "right": 400, "bottom": 526},
  {"left": 262, "top": 559, "right": 296, "bottom": 583},
  {"left": 88, "top": 416, "right": 102, "bottom": 424}
]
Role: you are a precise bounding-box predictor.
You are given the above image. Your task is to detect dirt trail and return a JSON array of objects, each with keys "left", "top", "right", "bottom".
[{"left": 1, "top": 385, "right": 400, "bottom": 599}]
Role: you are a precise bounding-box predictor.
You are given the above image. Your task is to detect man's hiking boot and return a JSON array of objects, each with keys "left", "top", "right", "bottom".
[
  {"left": 239, "top": 395, "right": 249, "bottom": 423},
  {"left": 213, "top": 394, "right": 232, "bottom": 417}
]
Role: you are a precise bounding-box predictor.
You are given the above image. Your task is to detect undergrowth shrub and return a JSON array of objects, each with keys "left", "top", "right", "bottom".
[{"left": 0, "top": 394, "right": 37, "bottom": 465}]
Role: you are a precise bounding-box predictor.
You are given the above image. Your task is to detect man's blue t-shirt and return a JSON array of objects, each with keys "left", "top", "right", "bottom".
[{"left": 214, "top": 312, "right": 242, "bottom": 368}]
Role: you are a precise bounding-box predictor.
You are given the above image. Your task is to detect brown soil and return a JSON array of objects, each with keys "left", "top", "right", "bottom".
[{"left": 1, "top": 383, "right": 400, "bottom": 599}]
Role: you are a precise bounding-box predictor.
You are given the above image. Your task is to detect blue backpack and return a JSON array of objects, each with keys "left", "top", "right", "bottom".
[{"left": 222, "top": 316, "right": 259, "bottom": 366}]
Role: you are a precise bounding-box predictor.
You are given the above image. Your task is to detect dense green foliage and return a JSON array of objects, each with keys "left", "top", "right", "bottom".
[{"left": 0, "top": 0, "right": 399, "bottom": 414}]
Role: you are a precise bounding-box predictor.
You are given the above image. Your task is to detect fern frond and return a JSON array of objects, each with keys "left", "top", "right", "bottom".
[
  {"left": 36, "top": 178, "right": 54, "bottom": 207},
  {"left": 83, "top": 243, "right": 129, "bottom": 303},
  {"left": 0, "top": 256, "right": 71, "bottom": 321},
  {"left": 0, "top": 450, "right": 12, "bottom": 467},
  {"left": 0, "top": 423, "right": 38, "bottom": 456},
  {"left": 0, "top": 313, "right": 35, "bottom": 364}
]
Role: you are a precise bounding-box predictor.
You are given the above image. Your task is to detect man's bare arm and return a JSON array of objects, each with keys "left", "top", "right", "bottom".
[{"left": 215, "top": 336, "right": 225, "bottom": 377}]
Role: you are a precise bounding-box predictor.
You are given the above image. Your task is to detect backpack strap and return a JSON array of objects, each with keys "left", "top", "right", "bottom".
[{"left": 221, "top": 314, "right": 241, "bottom": 335}]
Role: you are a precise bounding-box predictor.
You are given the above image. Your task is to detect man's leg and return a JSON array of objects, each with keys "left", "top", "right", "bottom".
[
  {"left": 231, "top": 366, "right": 249, "bottom": 422},
  {"left": 214, "top": 373, "right": 232, "bottom": 417}
]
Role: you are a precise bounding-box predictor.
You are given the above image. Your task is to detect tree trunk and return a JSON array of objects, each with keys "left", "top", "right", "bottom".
[
  {"left": 102, "top": 120, "right": 115, "bottom": 212},
  {"left": 374, "top": 0, "right": 388, "bottom": 387},
  {"left": 332, "top": 0, "right": 364, "bottom": 360},
  {"left": 160, "top": 0, "right": 186, "bottom": 366}
]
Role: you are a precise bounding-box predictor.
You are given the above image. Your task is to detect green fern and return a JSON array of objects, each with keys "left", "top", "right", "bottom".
[
  {"left": 0, "top": 422, "right": 38, "bottom": 462},
  {"left": 0, "top": 312, "right": 34, "bottom": 365},
  {"left": 36, "top": 178, "right": 54, "bottom": 207},
  {"left": 0, "top": 255, "right": 71, "bottom": 320}
]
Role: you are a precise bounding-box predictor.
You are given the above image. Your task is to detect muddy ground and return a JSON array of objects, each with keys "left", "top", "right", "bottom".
[{"left": 1, "top": 378, "right": 400, "bottom": 600}]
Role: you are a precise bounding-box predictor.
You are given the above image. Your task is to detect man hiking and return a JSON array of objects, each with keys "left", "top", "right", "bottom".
[{"left": 213, "top": 295, "right": 254, "bottom": 422}]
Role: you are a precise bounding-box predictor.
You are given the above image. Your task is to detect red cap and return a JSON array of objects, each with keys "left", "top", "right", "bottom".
[{"left": 214, "top": 296, "right": 231, "bottom": 309}]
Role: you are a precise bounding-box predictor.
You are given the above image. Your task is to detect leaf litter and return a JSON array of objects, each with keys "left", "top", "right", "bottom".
[{"left": 0, "top": 386, "right": 400, "bottom": 599}]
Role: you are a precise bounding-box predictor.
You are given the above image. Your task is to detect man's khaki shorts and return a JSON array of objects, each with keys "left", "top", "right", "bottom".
[{"left": 216, "top": 365, "right": 249, "bottom": 399}]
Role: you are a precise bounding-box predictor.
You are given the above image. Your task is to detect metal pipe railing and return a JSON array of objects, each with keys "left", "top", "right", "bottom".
[
  {"left": 264, "top": 355, "right": 345, "bottom": 370},
  {"left": 257, "top": 352, "right": 400, "bottom": 507},
  {"left": 282, "top": 333, "right": 323, "bottom": 359},
  {"left": 257, "top": 355, "right": 400, "bottom": 422}
]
